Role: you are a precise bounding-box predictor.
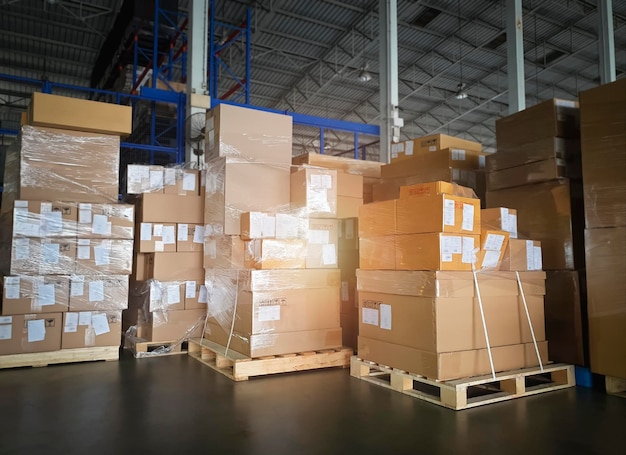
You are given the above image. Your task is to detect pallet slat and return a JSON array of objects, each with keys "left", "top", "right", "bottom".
[
  {"left": 0, "top": 346, "right": 119, "bottom": 369},
  {"left": 124, "top": 337, "right": 188, "bottom": 359},
  {"left": 606, "top": 376, "right": 626, "bottom": 398},
  {"left": 188, "top": 338, "right": 352, "bottom": 381},
  {"left": 350, "top": 356, "right": 575, "bottom": 410}
]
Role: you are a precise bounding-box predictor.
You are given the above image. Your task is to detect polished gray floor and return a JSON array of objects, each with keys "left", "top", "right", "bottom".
[{"left": 0, "top": 352, "right": 624, "bottom": 454}]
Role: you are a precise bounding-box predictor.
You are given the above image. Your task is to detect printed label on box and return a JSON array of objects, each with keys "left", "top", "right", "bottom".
[
  {"left": 162, "top": 226, "right": 176, "bottom": 245},
  {"left": 185, "top": 281, "right": 196, "bottom": 299},
  {"left": 198, "top": 285, "right": 208, "bottom": 304},
  {"left": 462, "top": 203, "right": 474, "bottom": 231},
  {"left": 177, "top": 224, "right": 188, "bottom": 242},
  {"left": 4, "top": 277, "right": 20, "bottom": 300},
  {"left": 441, "top": 235, "right": 462, "bottom": 255},
  {"left": 526, "top": 241, "right": 535, "bottom": 270},
  {"left": 89, "top": 281, "right": 105, "bottom": 302},
  {"left": 15, "top": 239, "right": 30, "bottom": 260},
  {"left": 155, "top": 241, "right": 164, "bottom": 252},
  {"left": 38, "top": 283, "right": 55, "bottom": 306},
  {"left": 481, "top": 250, "right": 501, "bottom": 269},
  {"left": 167, "top": 285, "right": 180, "bottom": 305},
  {"left": 441, "top": 253, "right": 453, "bottom": 263},
  {"left": 64, "top": 313, "right": 78, "bottom": 333},
  {"left": 341, "top": 281, "right": 349, "bottom": 302},
  {"left": 379, "top": 304, "right": 392, "bottom": 330},
  {"left": 484, "top": 233, "right": 505, "bottom": 251},
  {"left": 79, "top": 312, "right": 92, "bottom": 326},
  {"left": 258, "top": 305, "right": 281, "bottom": 322},
  {"left": 149, "top": 170, "right": 163, "bottom": 190},
  {"left": 94, "top": 245, "right": 110, "bottom": 266},
  {"left": 322, "top": 244, "right": 337, "bottom": 265},
  {"left": 27, "top": 319, "right": 46, "bottom": 342},
  {"left": 451, "top": 149, "right": 466, "bottom": 160},
  {"left": 42, "top": 211, "right": 63, "bottom": 234},
  {"left": 164, "top": 168, "right": 176, "bottom": 186},
  {"left": 91, "top": 313, "right": 110, "bottom": 336},
  {"left": 509, "top": 214, "right": 518, "bottom": 238},
  {"left": 533, "top": 246, "right": 543, "bottom": 271},
  {"left": 0, "top": 323, "right": 12, "bottom": 340},
  {"left": 193, "top": 226, "right": 204, "bottom": 244},
  {"left": 362, "top": 308, "right": 379, "bottom": 326},
  {"left": 405, "top": 141, "right": 414, "bottom": 156},
  {"left": 443, "top": 199, "right": 455, "bottom": 226},
  {"left": 153, "top": 224, "right": 163, "bottom": 237},
  {"left": 183, "top": 172, "right": 197, "bottom": 191},
  {"left": 71, "top": 276, "right": 85, "bottom": 297},
  {"left": 462, "top": 236, "right": 476, "bottom": 264},
  {"left": 92, "top": 214, "right": 112, "bottom": 236},
  {"left": 140, "top": 223, "right": 153, "bottom": 241}
]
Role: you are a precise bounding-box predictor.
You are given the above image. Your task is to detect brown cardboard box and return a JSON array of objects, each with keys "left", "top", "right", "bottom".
[
  {"left": 204, "top": 235, "right": 245, "bottom": 269},
  {"left": 28, "top": 92, "right": 131, "bottom": 136},
  {"left": 147, "top": 252, "right": 204, "bottom": 281},
  {"left": 146, "top": 281, "right": 185, "bottom": 312},
  {"left": 20, "top": 111, "right": 27, "bottom": 125},
  {"left": 205, "top": 104, "right": 292, "bottom": 165},
  {"left": 183, "top": 281, "right": 208, "bottom": 310},
  {"left": 2, "top": 276, "right": 69, "bottom": 315},
  {"left": 396, "top": 194, "right": 481, "bottom": 235},
  {"left": 340, "top": 311, "right": 358, "bottom": 350},
  {"left": 579, "top": 78, "right": 626, "bottom": 229},
  {"left": 240, "top": 212, "right": 276, "bottom": 240},
  {"left": 336, "top": 196, "right": 363, "bottom": 219},
  {"left": 496, "top": 98, "right": 580, "bottom": 149},
  {"left": 544, "top": 270, "right": 586, "bottom": 365},
  {"left": 77, "top": 203, "right": 134, "bottom": 239},
  {"left": 290, "top": 167, "right": 338, "bottom": 218},
  {"left": 274, "top": 213, "right": 308, "bottom": 240},
  {"left": 0, "top": 313, "right": 63, "bottom": 355},
  {"left": 306, "top": 218, "right": 338, "bottom": 269},
  {"left": 500, "top": 239, "right": 543, "bottom": 271},
  {"left": 486, "top": 137, "right": 580, "bottom": 172},
  {"left": 390, "top": 134, "right": 482, "bottom": 163},
  {"left": 244, "top": 239, "right": 307, "bottom": 269},
  {"left": 61, "top": 311, "right": 122, "bottom": 349},
  {"left": 476, "top": 230, "right": 510, "bottom": 271},
  {"left": 396, "top": 233, "right": 481, "bottom": 271},
  {"left": 337, "top": 172, "right": 363, "bottom": 198},
  {"left": 126, "top": 165, "right": 164, "bottom": 194},
  {"left": 359, "top": 236, "right": 396, "bottom": 270},
  {"left": 481, "top": 207, "right": 518, "bottom": 238},
  {"left": 358, "top": 200, "right": 397, "bottom": 237},
  {"left": 338, "top": 218, "right": 359, "bottom": 251},
  {"left": 357, "top": 336, "right": 548, "bottom": 381},
  {"left": 4, "top": 238, "right": 76, "bottom": 275},
  {"left": 399, "top": 180, "right": 477, "bottom": 199},
  {"left": 69, "top": 275, "right": 129, "bottom": 311},
  {"left": 585, "top": 227, "right": 626, "bottom": 379},
  {"left": 383, "top": 148, "right": 484, "bottom": 179},
  {"left": 163, "top": 168, "right": 200, "bottom": 196},
  {"left": 204, "top": 159, "right": 291, "bottom": 235},
  {"left": 292, "top": 152, "right": 382, "bottom": 179},
  {"left": 486, "top": 179, "right": 585, "bottom": 270},
  {"left": 143, "top": 309, "right": 206, "bottom": 342},
  {"left": 132, "top": 253, "right": 149, "bottom": 281},
  {"left": 8, "top": 201, "right": 77, "bottom": 238},
  {"left": 137, "top": 222, "right": 177, "bottom": 253},
  {"left": 486, "top": 158, "right": 577, "bottom": 191},
  {"left": 75, "top": 239, "right": 133, "bottom": 275},
  {"left": 206, "top": 268, "right": 341, "bottom": 292},
  {"left": 176, "top": 223, "right": 204, "bottom": 252},
  {"left": 138, "top": 193, "right": 204, "bottom": 224}
]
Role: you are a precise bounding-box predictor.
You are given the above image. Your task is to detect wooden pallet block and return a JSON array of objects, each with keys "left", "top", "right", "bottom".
[
  {"left": 0, "top": 346, "right": 119, "bottom": 369},
  {"left": 605, "top": 376, "right": 626, "bottom": 398},
  {"left": 125, "top": 337, "right": 188, "bottom": 359},
  {"left": 187, "top": 338, "right": 353, "bottom": 381},
  {"left": 350, "top": 356, "right": 575, "bottom": 410}
]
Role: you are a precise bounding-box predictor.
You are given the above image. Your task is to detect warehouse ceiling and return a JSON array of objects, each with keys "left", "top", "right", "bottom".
[{"left": 1, "top": 0, "right": 625, "bottom": 156}]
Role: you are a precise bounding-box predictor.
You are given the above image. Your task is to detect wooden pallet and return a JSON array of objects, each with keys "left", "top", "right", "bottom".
[
  {"left": 187, "top": 338, "right": 353, "bottom": 381},
  {"left": 606, "top": 376, "right": 626, "bottom": 398},
  {"left": 125, "top": 337, "right": 188, "bottom": 359},
  {"left": 350, "top": 356, "right": 575, "bottom": 410},
  {"left": 0, "top": 346, "right": 119, "bottom": 369}
]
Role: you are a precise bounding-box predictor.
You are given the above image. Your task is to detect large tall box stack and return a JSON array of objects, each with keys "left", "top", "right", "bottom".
[
  {"left": 372, "top": 134, "right": 487, "bottom": 204},
  {"left": 356, "top": 181, "right": 548, "bottom": 381},
  {"left": 486, "top": 98, "right": 587, "bottom": 366},
  {"left": 123, "top": 164, "right": 207, "bottom": 344},
  {"left": 579, "top": 79, "right": 626, "bottom": 380},
  {"left": 0, "top": 93, "right": 132, "bottom": 356},
  {"left": 202, "top": 104, "right": 343, "bottom": 357}
]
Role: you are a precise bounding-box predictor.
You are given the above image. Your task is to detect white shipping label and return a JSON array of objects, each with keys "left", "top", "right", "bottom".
[
  {"left": 153, "top": 224, "right": 163, "bottom": 237},
  {"left": 37, "top": 284, "right": 55, "bottom": 306},
  {"left": 321, "top": 174, "right": 333, "bottom": 189},
  {"left": 322, "top": 244, "right": 337, "bottom": 265},
  {"left": 128, "top": 166, "right": 149, "bottom": 182},
  {"left": 0, "top": 316, "right": 12, "bottom": 324},
  {"left": 15, "top": 239, "right": 30, "bottom": 260},
  {"left": 397, "top": 142, "right": 405, "bottom": 152},
  {"left": 94, "top": 245, "right": 110, "bottom": 266},
  {"left": 185, "top": 281, "right": 197, "bottom": 299},
  {"left": 484, "top": 234, "right": 505, "bottom": 251},
  {"left": 462, "top": 204, "right": 475, "bottom": 232},
  {"left": 79, "top": 207, "right": 92, "bottom": 224},
  {"left": 91, "top": 313, "right": 110, "bottom": 336},
  {"left": 92, "top": 214, "right": 112, "bottom": 236},
  {"left": 164, "top": 168, "right": 176, "bottom": 186},
  {"left": 15, "top": 201, "right": 28, "bottom": 208},
  {"left": 177, "top": 224, "right": 189, "bottom": 242},
  {"left": 167, "top": 285, "right": 180, "bottom": 305},
  {"left": 479, "top": 155, "right": 486, "bottom": 169},
  {"left": 258, "top": 305, "right": 281, "bottom": 322},
  {"left": 42, "top": 243, "right": 60, "bottom": 265},
  {"left": 379, "top": 304, "right": 392, "bottom": 330},
  {"left": 155, "top": 241, "right": 164, "bottom": 252},
  {"left": 262, "top": 215, "right": 276, "bottom": 238},
  {"left": 481, "top": 250, "right": 501, "bottom": 269},
  {"left": 526, "top": 241, "right": 535, "bottom": 270},
  {"left": 183, "top": 172, "right": 197, "bottom": 191},
  {"left": 441, "top": 236, "right": 462, "bottom": 255},
  {"left": 64, "top": 313, "right": 78, "bottom": 333},
  {"left": 362, "top": 308, "right": 379, "bottom": 326},
  {"left": 198, "top": 285, "right": 208, "bottom": 304},
  {"left": 206, "top": 240, "right": 217, "bottom": 259},
  {"left": 310, "top": 174, "right": 322, "bottom": 188},
  {"left": 40, "top": 202, "right": 52, "bottom": 213},
  {"left": 533, "top": 246, "right": 543, "bottom": 271},
  {"left": 500, "top": 208, "right": 511, "bottom": 232},
  {"left": 77, "top": 245, "right": 91, "bottom": 260},
  {"left": 71, "top": 276, "right": 85, "bottom": 297},
  {"left": 140, "top": 223, "right": 153, "bottom": 241},
  {"left": 79, "top": 312, "right": 92, "bottom": 326},
  {"left": 429, "top": 145, "right": 436, "bottom": 152},
  {"left": 0, "top": 324, "right": 11, "bottom": 340},
  {"left": 309, "top": 229, "right": 330, "bottom": 245},
  {"left": 345, "top": 219, "right": 355, "bottom": 240},
  {"left": 443, "top": 199, "right": 456, "bottom": 226},
  {"left": 193, "top": 226, "right": 204, "bottom": 244},
  {"left": 405, "top": 141, "right": 414, "bottom": 156},
  {"left": 451, "top": 149, "right": 466, "bottom": 160},
  {"left": 15, "top": 221, "right": 40, "bottom": 237},
  {"left": 509, "top": 214, "right": 518, "bottom": 238},
  {"left": 441, "top": 253, "right": 453, "bottom": 263},
  {"left": 391, "top": 148, "right": 398, "bottom": 159},
  {"left": 161, "top": 226, "right": 176, "bottom": 245},
  {"left": 341, "top": 281, "right": 349, "bottom": 302},
  {"left": 462, "top": 237, "right": 476, "bottom": 264},
  {"left": 27, "top": 319, "right": 46, "bottom": 343},
  {"left": 149, "top": 170, "right": 163, "bottom": 190},
  {"left": 4, "top": 277, "right": 20, "bottom": 299},
  {"left": 42, "top": 211, "right": 63, "bottom": 234},
  {"left": 89, "top": 281, "right": 105, "bottom": 302}
]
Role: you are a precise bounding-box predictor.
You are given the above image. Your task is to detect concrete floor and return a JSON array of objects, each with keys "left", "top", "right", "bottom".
[{"left": 0, "top": 353, "right": 624, "bottom": 455}]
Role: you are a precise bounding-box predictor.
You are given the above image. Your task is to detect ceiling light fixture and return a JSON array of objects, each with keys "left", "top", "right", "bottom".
[
  {"left": 455, "top": 83, "right": 468, "bottom": 100},
  {"left": 358, "top": 66, "right": 372, "bottom": 82}
]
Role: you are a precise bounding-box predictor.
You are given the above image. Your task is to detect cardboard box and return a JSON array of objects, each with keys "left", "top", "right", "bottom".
[
  {"left": 61, "top": 311, "right": 122, "bottom": 349},
  {"left": 147, "top": 252, "right": 204, "bottom": 281},
  {"left": 205, "top": 104, "right": 292, "bottom": 165},
  {"left": 240, "top": 212, "right": 276, "bottom": 240},
  {"left": 359, "top": 236, "right": 396, "bottom": 270},
  {"left": 183, "top": 281, "right": 208, "bottom": 310},
  {"left": 274, "top": 213, "right": 308, "bottom": 240},
  {"left": 336, "top": 196, "right": 363, "bottom": 219},
  {"left": 4, "top": 237, "right": 77, "bottom": 275},
  {"left": 306, "top": 218, "right": 338, "bottom": 269},
  {"left": 290, "top": 167, "right": 338, "bottom": 218},
  {"left": 500, "top": 239, "right": 543, "bottom": 271},
  {"left": 69, "top": 275, "right": 129, "bottom": 311},
  {"left": 0, "top": 313, "right": 63, "bottom": 355},
  {"left": 396, "top": 194, "right": 481, "bottom": 235},
  {"left": 137, "top": 222, "right": 177, "bottom": 253},
  {"left": 163, "top": 168, "right": 200, "bottom": 196},
  {"left": 486, "top": 137, "right": 580, "bottom": 172},
  {"left": 390, "top": 134, "right": 482, "bottom": 163},
  {"left": 204, "top": 159, "right": 291, "bottom": 235},
  {"left": 481, "top": 207, "right": 518, "bottom": 238},
  {"left": 496, "top": 98, "right": 580, "bottom": 149},
  {"left": 143, "top": 309, "right": 206, "bottom": 342},
  {"left": 244, "top": 239, "right": 307, "bottom": 269},
  {"left": 137, "top": 193, "right": 204, "bottom": 224},
  {"left": 76, "top": 203, "right": 134, "bottom": 239},
  {"left": 340, "top": 311, "right": 358, "bottom": 350},
  {"left": 396, "top": 233, "right": 481, "bottom": 271},
  {"left": 399, "top": 181, "right": 477, "bottom": 199},
  {"left": 126, "top": 165, "right": 165, "bottom": 194},
  {"left": 8, "top": 201, "right": 77, "bottom": 238},
  {"left": 338, "top": 218, "right": 359, "bottom": 251},
  {"left": 357, "top": 337, "right": 548, "bottom": 381},
  {"left": 75, "top": 239, "right": 133, "bottom": 275},
  {"left": 204, "top": 235, "right": 245, "bottom": 269},
  {"left": 486, "top": 157, "right": 578, "bottom": 191},
  {"left": 176, "top": 223, "right": 204, "bottom": 252},
  {"left": 585, "top": 227, "right": 626, "bottom": 378},
  {"left": 2, "top": 276, "right": 69, "bottom": 315},
  {"left": 358, "top": 200, "right": 397, "bottom": 237},
  {"left": 292, "top": 153, "right": 382, "bottom": 179},
  {"left": 383, "top": 148, "right": 484, "bottom": 179},
  {"left": 337, "top": 172, "right": 363, "bottom": 198},
  {"left": 147, "top": 281, "right": 185, "bottom": 312},
  {"left": 28, "top": 92, "right": 131, "bottom": 136},
  {"left": 205, "top": 268, "right": 341, "bottom": 293},
  {"left": 476, "top": 230, "right": 510, "bottom": 271},
  {"left": 132, "top": 253, "right": 149, "bottom": 281}
]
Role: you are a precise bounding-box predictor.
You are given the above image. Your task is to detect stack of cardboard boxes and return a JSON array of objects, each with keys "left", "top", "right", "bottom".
[
  {"left": 0, "top": 93, "right": 133, "bottom": 355},
  {"left": 579, "top": 79, "right": 626, "bottom": 381},
  {"left": 356, "top": 180, "right": 548, "bottom": 381},
  {"left": 123, "top": 164, "right": 206, "bottom": 344},
  {"left": 486, "top": 99, "right": 586, "bottom": 366},
  {"left": 202, "top": 104, "right": 343, "bottom": 357}
]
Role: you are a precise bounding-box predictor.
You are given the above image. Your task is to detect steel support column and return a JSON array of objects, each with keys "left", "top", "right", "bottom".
[
  {"left": 378, "top": 0, "right": 402, "bottom": 163},
  {"left": 506, "top": 0, "right": 525, "bottom": 114},
  {"left": 599, "top": 0, "right": 616, "bottom": 84}
]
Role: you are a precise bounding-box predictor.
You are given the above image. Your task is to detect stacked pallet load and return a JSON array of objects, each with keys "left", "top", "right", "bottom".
[
  {"left": 0, "top": 93, "right": 132, "bottom": 366},
  {"left": 486, "top": 99, "right": 587, "bottom": 366},
  {"left": 123, "top": 164, "right": 206, "bottom": 357},
  {"left": 579, "top": 79, "right": 626, "bottom": 389},
  {"left": 194, "top": 104, "right": 350, "bottom": 380},
  {"left": 372, "top": 134, "right": 487, "bottom": 204}
]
